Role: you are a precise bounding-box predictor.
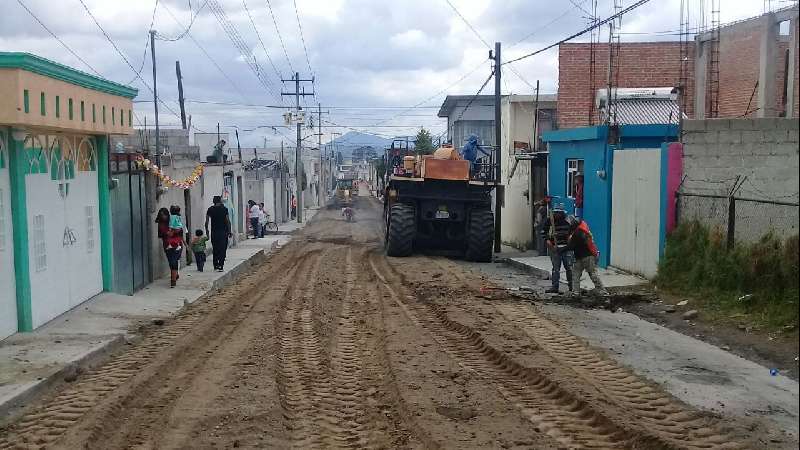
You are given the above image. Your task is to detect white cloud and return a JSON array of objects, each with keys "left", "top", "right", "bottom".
[{"left": 0, "top": 0, "right": 779, "bottom": 146}]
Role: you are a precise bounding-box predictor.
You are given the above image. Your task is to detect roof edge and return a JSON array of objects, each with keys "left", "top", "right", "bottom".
[{"left": 0, "top": 52, "right": 138, "bottom": 99}]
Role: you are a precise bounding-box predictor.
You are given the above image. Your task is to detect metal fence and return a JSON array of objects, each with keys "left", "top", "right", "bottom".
[{"left": 676, "top": 192, "right": 799, "bottom": 247}]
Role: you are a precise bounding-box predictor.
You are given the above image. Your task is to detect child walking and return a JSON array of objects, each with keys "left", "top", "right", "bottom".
[{"left": 191, "top": 229, "right": 209, "bottom": 272}]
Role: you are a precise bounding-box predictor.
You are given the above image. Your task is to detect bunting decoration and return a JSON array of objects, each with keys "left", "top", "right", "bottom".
[{"left": 135, "top": 155, "right": 203, "bottom": 189}]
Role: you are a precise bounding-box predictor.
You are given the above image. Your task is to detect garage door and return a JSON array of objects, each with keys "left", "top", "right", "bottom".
[
  {"left": 610, "top": 149, "right": 662, "bottom": 278},
  {"left": 0, "top": 131, "right": 17, "bottom": 339},
  {"left": 24, "top": 134, "right": 102, "bottom": 328}
]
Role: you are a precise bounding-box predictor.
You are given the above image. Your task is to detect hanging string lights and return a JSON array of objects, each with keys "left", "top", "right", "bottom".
[{"left": 135, "top": 154, "right": 203, "bottom": 189}]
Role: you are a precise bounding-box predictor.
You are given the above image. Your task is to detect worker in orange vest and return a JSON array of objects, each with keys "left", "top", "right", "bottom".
[{"left": 561, "top": 216, "right": 608, "bottom": 296}]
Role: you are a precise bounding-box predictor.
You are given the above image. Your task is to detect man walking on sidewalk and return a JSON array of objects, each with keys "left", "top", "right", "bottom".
[
  {"left": 206, "top": 195, "right": 232, "bottom": 272},
  {"left": 562, "top": 216, "right": 608, "bottom": 296},
  {"left": 541, "top": 208, "right": 573, "bottom": 294}
]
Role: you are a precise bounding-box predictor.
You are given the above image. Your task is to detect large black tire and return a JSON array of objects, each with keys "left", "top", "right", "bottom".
[
  {"left": 386, "top": 203, "right": 415, "bottom": 257},
  {"left": 465, "top": 209, "right": 494, "bottom": 262}
]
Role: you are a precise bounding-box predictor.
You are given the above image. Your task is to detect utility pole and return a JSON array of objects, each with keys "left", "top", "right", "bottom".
[
  {"left": 281, "top": 72, "right": 315, "bottom": 223},
  {"left": 316, "top": 103, "right": 330, "bottom": 206},
  {"left": 235, "top": 129, "right": 243, "bottom": 164},
  {"left": 175, "top": 61, "right": 187, "bottom": 129},
  {"left": 280, "top": 141, "right": 285, "bottom": 221},
  {"left": 531, "top": 79, "right": 540, "bottom": 249},
  {"left": 149, "top": 30, "right": 160, "bottom": 166},
  {"left": 492, "top": 41, "right": 502, "bottom": 253}
]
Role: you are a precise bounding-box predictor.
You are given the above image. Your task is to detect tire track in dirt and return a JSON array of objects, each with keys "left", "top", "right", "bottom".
[
  {"left": 496, "top": 303, "right": 740, "bottom": 450},
  {"left": 0, "top": 241, "right": 309, "bottom": 450},
  {"left": 369, "top": 254, "right": 640, "bottom": 449},
  {"left": 429, "top": 257, "right": 742, "bottom": 449}
]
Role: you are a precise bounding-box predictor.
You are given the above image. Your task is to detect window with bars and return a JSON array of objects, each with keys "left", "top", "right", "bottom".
[
  {"left": 33, "top": 214, "right": 46, "bottom": 271},
  {"left": 86, "top": 205, "right": 95, "bottom": 253},
  {"left": 566, "top": 159, "right": 585, "bottom": 199}
]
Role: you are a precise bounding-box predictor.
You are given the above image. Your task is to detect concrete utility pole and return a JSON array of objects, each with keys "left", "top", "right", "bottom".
[
  {"left": 175, "top": 61, "right": 187, "bottom": 130},
  {"left": 316, "top": 103, "right": 330, "bottom": 207},
  {"left": 282, "top": 73, "right": 315, "bottom": 223},
  {"left": 149, "top": 30, "right": 160, "bottom": 165},
  {"left": 492, "top": 42, "right": 502, "bottom": 253}
]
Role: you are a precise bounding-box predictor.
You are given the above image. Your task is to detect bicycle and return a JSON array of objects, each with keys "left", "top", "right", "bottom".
[{"left": 262, "top": 214, "right": 279, "bottom": 234}]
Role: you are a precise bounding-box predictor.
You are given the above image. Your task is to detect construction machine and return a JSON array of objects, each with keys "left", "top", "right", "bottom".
[
  {"left": 335, "top": 178, "right": 355, "bottom": 207},
  {"left": 382, "top": 138, "right": 498, "bottom": 262}
]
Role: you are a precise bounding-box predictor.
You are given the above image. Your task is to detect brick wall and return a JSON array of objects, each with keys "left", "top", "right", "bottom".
[
  {"left": 712, "top": 17, "right": 795, "bottom": 118},
  {"left": 680, "top": 118, "right": 799, "bottom": 242},
  {"left": 557, "top": 42, "right": 693, "bottom": 129}
]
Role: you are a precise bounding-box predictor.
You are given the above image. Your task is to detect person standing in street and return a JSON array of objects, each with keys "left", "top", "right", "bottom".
[
  {"left": 541, "top": 208, "right": 573, "bottom": 294},
  {"left": 206, "top": 195, "right": 232, "bottom": 272},
  {"left": 562, "top": 216, "right": 608, "bottom": 296},
  {"left": 291, "top": 195, "right": 297, "bottom": 219}
]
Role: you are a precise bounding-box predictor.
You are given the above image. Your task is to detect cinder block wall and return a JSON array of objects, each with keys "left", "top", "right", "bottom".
[{"left": 681, "top": 118, "right": 799, "bottom": 241}]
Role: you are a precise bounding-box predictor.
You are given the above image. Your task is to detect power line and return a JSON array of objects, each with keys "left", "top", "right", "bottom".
[
  {"left": 444, "top": 0, "right": 490, "bottom": 48},
  {"left": 453, "top": 70, "right": 495, "bottom": 123},
  {"left": 264, "top": 0, "right": 294, "bottom": 73},
  {"left": 242, "top": 0, "right": 283, "bottom": 81},
  {"left": 292, "top": 0, "right": 314, "bottom": 76},
  {"left": 155, "top": 0, "right": 209, "bottom": 41},
  {"left": 160, "top": 1, "right": 247, "bottom": 101},
  {"left": 443, "top": 0, "right": 538, "bottom": 94},
  {"left": 370, "top": 61, "right": 486, "bottom": 127},
  {"left": 127, "top": 0, "right": 160, "bottom": 85},
  {"left": 504, "top": 0, "right": 652, "bottom": 65},
  {"left": 15, "top": 0, "right": 101, "bottom": 76},
  {"left": 76, "top": 0, "right": 204, "bottom": 131},
  {"left": 207, "top": 0, "right": 282, "bottom": 102},
  {"left": 509, "top": 0, "right": 587, "bottom": 48}
]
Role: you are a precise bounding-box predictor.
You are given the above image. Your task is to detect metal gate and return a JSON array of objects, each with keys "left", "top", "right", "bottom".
[
  {"left": 110, "top": 154, "right": 150, "bottom": 295},
  {"left": 610, "top": 149, "right": 662, "bottom": 278}
]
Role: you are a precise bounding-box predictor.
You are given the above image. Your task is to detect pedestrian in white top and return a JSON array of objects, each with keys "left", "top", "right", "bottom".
[{"left": 248, "top": 201, "right": 263, "bottom": 238}]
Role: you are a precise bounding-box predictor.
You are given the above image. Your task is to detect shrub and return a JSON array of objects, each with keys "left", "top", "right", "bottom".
[{"left": 657, "top": 221, "right": 799, "bottom": 330}]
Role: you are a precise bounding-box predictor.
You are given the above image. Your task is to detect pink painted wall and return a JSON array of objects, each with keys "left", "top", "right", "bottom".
[{"left": 666, "top": 142, "right": 683, "bottom": 233}]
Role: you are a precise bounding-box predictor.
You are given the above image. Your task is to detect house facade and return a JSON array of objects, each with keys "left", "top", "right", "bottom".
[{"left": 0, "top": 52, "right": 136, "bottom": 338}]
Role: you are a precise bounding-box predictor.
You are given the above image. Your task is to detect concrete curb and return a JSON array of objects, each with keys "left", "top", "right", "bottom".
[
  {"left": 0, "top": 238, "right": 285, "bottom": 423},
  {"left": 0, "top": 336, "right": 126, "bottom": 420},
  {"left": 498, "top": 257, "right": 551, "bottom": 280}
]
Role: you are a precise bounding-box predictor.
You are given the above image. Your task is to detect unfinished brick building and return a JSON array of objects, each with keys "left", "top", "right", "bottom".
[{"left": 557, "top": 6, "right": 799, "bottom": 129}]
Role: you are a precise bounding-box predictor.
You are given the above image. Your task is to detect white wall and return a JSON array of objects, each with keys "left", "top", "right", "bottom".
[{"left": 0, "top": 132, "right": 16, "bottom": 339}]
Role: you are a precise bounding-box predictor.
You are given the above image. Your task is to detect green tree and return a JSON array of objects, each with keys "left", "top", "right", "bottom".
[{"left": 414, "top": 128, "right": 435, "bottom": 155}]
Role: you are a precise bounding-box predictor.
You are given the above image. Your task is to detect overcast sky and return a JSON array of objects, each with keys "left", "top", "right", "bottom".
[{"left": 0, "top": 0, "right": 781, "bottom": 147}]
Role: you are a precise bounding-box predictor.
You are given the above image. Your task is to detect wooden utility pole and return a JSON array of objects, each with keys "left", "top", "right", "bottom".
[
  {"left": 281, "top": 72, "right": 314, "bottom": 223},
  {"left": 149, "top": 30, "right": 160, "bottom": 166},
  {"left": 175, "top": 61, "right": 187, "bottom": 129}
]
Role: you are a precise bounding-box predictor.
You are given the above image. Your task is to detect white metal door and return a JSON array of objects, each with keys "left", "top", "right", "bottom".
[
  {"left": 610, "top": 149, "right": 662, "bottom": 278},
  {"left": 0, "top": 132, "right": 17, "bottom": 339},
  {"left": 25, "top": 135, "right": 102, "bottom": 328}
]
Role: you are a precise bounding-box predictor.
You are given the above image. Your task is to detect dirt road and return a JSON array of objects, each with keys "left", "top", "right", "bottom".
[{"left": 0, "top": 196, "right": 747, "bottom": 449}]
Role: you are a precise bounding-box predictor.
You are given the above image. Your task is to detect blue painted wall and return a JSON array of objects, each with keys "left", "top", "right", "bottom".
[{"left": 543, "top": 124, "right": 677, "bottom": 268}]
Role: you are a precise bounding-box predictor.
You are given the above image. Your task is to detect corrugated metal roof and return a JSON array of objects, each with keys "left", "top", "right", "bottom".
[{"left": 605, "top": 98, "right": 682, "bottom": 125}]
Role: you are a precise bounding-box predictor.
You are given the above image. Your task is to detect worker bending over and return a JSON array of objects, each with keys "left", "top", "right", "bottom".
[{"left": 562, "top": 216, "right": 608, "bottom": 296}]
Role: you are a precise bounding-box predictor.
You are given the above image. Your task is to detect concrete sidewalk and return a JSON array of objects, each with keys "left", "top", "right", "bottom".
[
  {"left": 500, "top": 253, "right": 647, "bottom": 290},
  {"left": 0, "top": 209, "right": 316, "bottom": 419}
]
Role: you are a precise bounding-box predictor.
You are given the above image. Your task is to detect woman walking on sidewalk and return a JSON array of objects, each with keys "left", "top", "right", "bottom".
[{"left": 166, "top": 205, "right": 188, "bottom": 287}]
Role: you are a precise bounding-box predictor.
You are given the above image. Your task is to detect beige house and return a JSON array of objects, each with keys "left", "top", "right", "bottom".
[{"left": 0, "top": 52, "right": 136, "bottom": 338}]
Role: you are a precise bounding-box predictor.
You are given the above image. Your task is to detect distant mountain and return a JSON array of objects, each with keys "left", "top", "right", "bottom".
[{"left": 328, "top": 132, "right": 393, "bottom": 157}]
